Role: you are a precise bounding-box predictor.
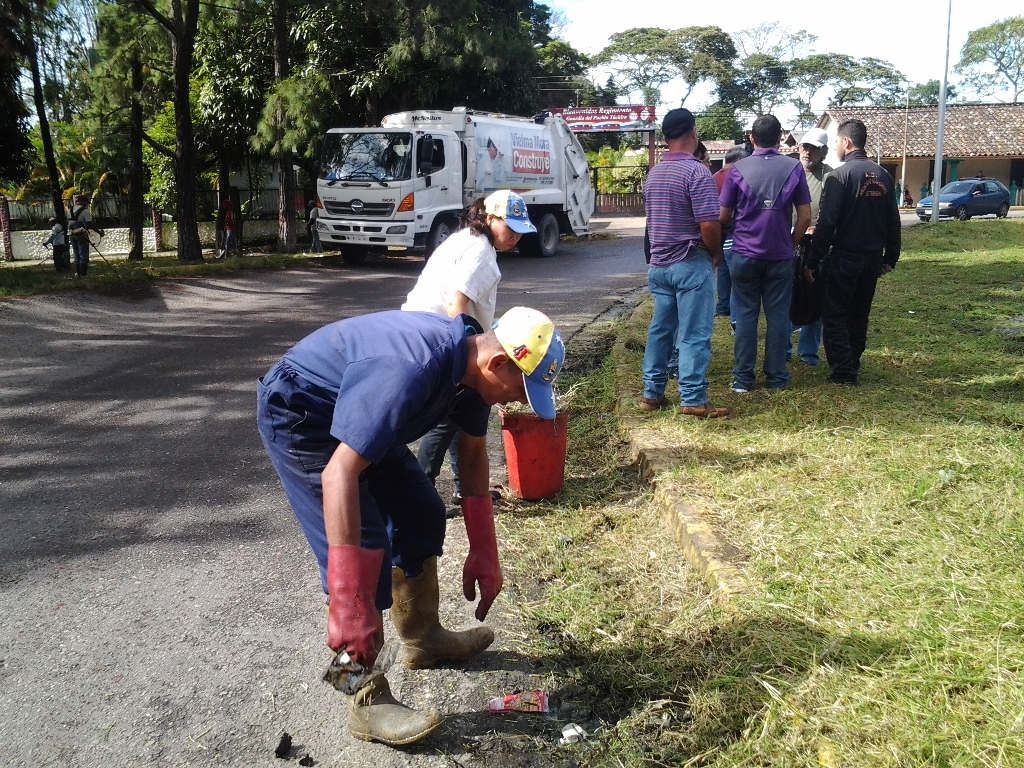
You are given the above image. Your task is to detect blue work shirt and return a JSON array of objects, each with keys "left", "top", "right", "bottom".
[{"left": 279, "top": 310, "right": 490, "bottom": 464}]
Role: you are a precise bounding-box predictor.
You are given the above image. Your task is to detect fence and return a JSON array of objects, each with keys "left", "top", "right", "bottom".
[
  {"left": 6, "top": 196, "right": 132, "bottom": 229},
  {"left": 590, "top": 164, "right": 647, "bottom": 215},
  {"left": 4, "top": 189, "right": 307, "bottom": 230}
]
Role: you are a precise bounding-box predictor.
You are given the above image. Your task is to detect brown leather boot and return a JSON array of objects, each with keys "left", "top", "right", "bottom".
[
  {"left": 347, "top": 672, "right": 442, "bottom": 746},
  {"left": 390, "top": 556, "right": 494, "bottom": 669}
]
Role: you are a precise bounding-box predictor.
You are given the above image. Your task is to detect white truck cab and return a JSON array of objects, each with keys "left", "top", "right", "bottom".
[{"left": 315, "top": 107, "right": 593, "bottom": 263}]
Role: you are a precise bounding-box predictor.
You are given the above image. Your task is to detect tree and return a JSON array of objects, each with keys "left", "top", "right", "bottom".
[
  {"left": 695, "top": 102, "right": 743, "bottom": 141},
  {"left": 91, "top": 1, "right": 171, "bottom": 259},
  {"left": 955, "top": 16, "right": 1024, "bottom": 102},
  {"left": 720, "top": 53, "right": 790, "bottom": 117},
  {"left": 663, "top": 26, "right": 735, "bottom": 106},
  {"left": 830, "top": 57, "right": 904, "bottom": 107},
  {"left": 22, "top": 6, "right": 68, "bottom": 231},
  {"left": 594, "top": 28, "right": 676, "bottom": 105},
  {"left": 534, "top": 40, "right": 589, "bottom": 108},
  {"left": 127, "top": 0, "right": 203, "bottom": 262},
  {"left": 732, "top": 22, "right": 816, "bottom": 60},
  {"left": 788, "top": 53, "right": 858, "bottom": 127},
  {"left": 907, "top": 79, "right": 957, "bottom": 106},
  {"left": 0, "top": 27, "right": 33, "bottom": 187}
]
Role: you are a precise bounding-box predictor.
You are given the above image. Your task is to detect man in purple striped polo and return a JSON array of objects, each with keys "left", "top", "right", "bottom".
[
  {"left": 640, "top": 108, "right": 728, "bottom": 419},
  {"left": 719, "top": 115, "right": 812, "bottom": 393}
]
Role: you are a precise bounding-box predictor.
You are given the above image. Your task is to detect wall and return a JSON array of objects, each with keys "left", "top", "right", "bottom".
[
  {"left": 2, "top": 227, "right": 156, "bottom": 262},
  {"left": 2, "top": 220, "right": 286, "bottom": 261},
  {"left": 159, "top": 220, "right": 280, "bottom": 250}
]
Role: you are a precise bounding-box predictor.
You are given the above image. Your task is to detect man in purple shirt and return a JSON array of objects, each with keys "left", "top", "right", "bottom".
[
  {"left": 640, "top": 108, "right": 728, "bottom": 419},
  {"left": 719, "top": 115, "right": 812, "bottom": 393}
]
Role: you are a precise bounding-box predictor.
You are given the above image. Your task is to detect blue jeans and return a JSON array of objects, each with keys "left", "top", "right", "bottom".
[
  {"left": 417, "top": 417, "right": 461, "bottom": 497},
  {"left": 716, "top": 247, "right": 732, "bottom": 315},
  {"left": 730, "top": 254, "right": 793, "bottom": 391},
  {"left": 642, "top": 251, "right": 715, "bottom": 407},
  {"left": 788, "top": 320, "right": 823, "bottom": 365},
  {"left": 71, "top": 238, "right": 89, "bottom": 274},
  {"left": 257, "top": 363, "right": 446, "bottom": 609}
]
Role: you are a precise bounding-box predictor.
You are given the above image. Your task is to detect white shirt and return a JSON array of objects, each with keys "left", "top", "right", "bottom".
[
  {"left": 401, "top": 228, "right": 500, "bottom": 328},
  {"left": 476, "top": 154, "right": 505, "bottom": 191}
]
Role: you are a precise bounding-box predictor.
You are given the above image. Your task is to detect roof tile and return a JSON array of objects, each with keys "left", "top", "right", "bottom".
[{"left": 821, "top": 103, "right": 1024, "bottom": 158}]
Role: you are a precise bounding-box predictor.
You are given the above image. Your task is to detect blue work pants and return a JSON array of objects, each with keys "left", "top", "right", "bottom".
[
  {"left": 417, "top": 417, "right": 461, "bottom": 498},
  {"left": 256, "top": 363, "right": 446, "bottom": 610}
]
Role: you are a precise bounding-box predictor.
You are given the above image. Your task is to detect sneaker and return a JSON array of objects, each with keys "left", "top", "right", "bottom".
[
  {"left": 730, "top": 321, "right": 736, "bottom": 337},
  {"left": 799, "top": 357, "right": 819, "bottom": 366},
  {"left": 729, "top": 382, "right": 750, "bottom": 394},
  {"left": 640, "top": 396, "right": 668, "bottom": 411}
]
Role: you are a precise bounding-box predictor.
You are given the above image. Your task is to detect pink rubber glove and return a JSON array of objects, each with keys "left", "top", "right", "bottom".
[
  {"left": 326, "top": 544, "right": 384, "bottom": 667},
  {"left": 461, "top": 495, "right": 503, "bottom": 621}
]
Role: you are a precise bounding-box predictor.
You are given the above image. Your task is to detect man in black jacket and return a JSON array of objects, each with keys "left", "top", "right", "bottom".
[{"left": 807, "top": 119, "right": 901, "bottom": 385}]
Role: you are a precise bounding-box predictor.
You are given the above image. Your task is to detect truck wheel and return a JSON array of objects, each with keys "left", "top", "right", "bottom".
[
  {"left": 426, "top": 217, "right": 456, "bottom": 257},
  {"left": 341, "top": 246, "right": 368, "bottom": 265},
  {"left": 518, "top": 213, "right": 559, "bottom": 258}
]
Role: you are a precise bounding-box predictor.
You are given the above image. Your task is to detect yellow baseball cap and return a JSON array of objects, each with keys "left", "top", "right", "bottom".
[{"left": 492, "top": 307, "right": 565, "bottom": 419}]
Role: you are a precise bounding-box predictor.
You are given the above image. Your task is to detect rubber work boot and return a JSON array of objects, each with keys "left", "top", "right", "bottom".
[
  {"left": 347, "top": 672, "right": 442, "bottom": 746},
  {"left": 390, "top": 556, "right": 494, "bottom": 669}
]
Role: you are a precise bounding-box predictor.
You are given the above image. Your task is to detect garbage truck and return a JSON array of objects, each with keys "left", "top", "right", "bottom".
[{"left": 314, "top": 107, "right": 594, "bottom": 263}]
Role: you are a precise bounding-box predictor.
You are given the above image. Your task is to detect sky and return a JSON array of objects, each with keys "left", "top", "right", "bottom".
[{"left": 549, "top": 0, "right": 1015, "bottom": 125}]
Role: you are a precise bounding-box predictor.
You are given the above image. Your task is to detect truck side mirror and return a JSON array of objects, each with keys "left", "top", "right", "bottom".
[{"left": 419, "top": 135, "right": 434, "bottom": 179}]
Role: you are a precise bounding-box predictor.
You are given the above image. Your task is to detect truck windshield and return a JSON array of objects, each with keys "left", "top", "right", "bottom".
[{"left": 320, "top": 132, "right": 413, "bottom": 182}]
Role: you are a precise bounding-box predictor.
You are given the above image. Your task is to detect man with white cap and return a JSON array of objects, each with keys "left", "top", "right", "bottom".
[
  {"left": 257, "top": 305, "right": 564, "bottom": 746},
  {"left": 789, "top": 127, "right": 833, "bottom": 366}
]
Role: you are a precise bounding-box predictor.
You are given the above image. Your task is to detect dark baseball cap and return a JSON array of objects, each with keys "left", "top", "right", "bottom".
[{"left": 662, "top": 108, "right": 695, "bottom": 139}]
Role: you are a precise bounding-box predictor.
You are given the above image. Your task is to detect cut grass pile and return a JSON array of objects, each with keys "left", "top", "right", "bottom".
[
  {"left": 502, "top": 219, "right": 1024, "bottom": 766},
  {"left": 0, "top": 251, "right": 328, "bottom": 298}
]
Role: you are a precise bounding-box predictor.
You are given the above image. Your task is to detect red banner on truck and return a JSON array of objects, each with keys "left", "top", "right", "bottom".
[{"left": 550, "top": 106, "right": 656, "bottom": 132}]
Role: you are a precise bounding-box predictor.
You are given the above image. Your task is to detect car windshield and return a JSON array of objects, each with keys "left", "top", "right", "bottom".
[
  {"left": 320, "top": 132, "right": 413, "bottom": 182},
  {"left": 939, "top": 181, "right": 976, "bottom": 195}
]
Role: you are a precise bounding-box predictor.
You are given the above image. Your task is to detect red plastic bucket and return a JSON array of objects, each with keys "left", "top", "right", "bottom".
[{"left": 499, "top": 411, "right": 568, "bottom": 500}]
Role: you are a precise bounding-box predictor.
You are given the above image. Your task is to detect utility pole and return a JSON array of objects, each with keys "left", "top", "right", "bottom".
[
  {"left": 900, "top": 86, "right": 909, "bottom": 206},
  {"left": 931, "top": 0, "right": 952, "bottom": 223}
]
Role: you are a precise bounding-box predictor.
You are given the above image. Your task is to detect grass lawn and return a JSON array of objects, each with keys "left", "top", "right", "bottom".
[{"left": 502, "top": 220, "right": 1024, "bottom": 767}]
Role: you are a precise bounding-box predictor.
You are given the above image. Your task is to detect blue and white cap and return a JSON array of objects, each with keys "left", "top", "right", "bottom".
[
  {"left": 483, "top": 190, "right": 537, "bottom": 235},
  {"left": 493, "top": 307, "right": 565, "bottom": 419}
]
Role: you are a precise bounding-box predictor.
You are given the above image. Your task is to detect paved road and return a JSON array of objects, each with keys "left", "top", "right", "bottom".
[{"left": 0, "top": 236, "right": 647, "bottom": 767}]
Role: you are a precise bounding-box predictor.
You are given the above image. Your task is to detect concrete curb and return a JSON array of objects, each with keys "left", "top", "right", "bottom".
[{"left": 611, "top": 336, "right": 751, "bottom": 609}]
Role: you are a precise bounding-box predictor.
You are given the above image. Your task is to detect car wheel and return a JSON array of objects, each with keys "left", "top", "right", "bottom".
[
  {"left": 997, "top": 202, "right": 1009, "bottom": 218},
  {"left": 425, "top": 216, "right": 455, "bottom": 257},
  {"left": 955, "top": 205, "right": 970, "bottom": 221},
  {"left": 341, "top": 246, "right": 368, "bottom": 265}
]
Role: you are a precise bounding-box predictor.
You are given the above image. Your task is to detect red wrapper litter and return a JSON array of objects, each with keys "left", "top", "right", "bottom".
[{"left": 488, "top": 691, "right": 549, "bottom": 714}]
